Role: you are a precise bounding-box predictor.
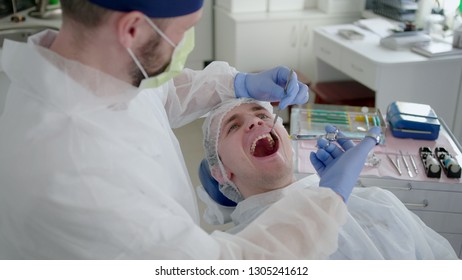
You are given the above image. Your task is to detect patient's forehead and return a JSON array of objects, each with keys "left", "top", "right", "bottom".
[{"left": 222, "top": 103, "right": 269, "bottom": 123}]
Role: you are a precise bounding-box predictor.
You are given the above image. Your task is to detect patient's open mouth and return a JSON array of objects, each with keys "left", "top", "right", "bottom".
[{"left": 250, "top": 131, "right": 279, "bottom": 157}]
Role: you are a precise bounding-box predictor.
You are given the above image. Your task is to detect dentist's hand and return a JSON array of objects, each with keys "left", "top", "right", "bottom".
[
  {"left": 309, "top": 125, "right": 381, "bottom": 202},
  {"left": 234, "top": 66, "right": 309, "bottom": 109}
]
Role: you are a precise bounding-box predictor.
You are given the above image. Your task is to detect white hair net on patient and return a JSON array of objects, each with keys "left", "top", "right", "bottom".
[{"left": 202, "top": 98, "right": 274, "bottom": 203}]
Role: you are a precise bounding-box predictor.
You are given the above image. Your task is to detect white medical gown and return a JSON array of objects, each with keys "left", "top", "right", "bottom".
[
  {"left": 225, "top": 175, "right": 458, "bottom": 259},
  {"left": 0, "top": 30, "right": 346, "bottom": 259}
]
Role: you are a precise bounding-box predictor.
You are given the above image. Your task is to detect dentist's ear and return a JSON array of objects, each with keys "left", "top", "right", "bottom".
[{"left": 117, "top": 11, "right": 146, "bottom": 49}]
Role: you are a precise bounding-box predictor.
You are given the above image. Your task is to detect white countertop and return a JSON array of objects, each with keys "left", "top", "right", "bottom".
[{"left": 315, "top": 24, "right": 461, "bottom": 64}]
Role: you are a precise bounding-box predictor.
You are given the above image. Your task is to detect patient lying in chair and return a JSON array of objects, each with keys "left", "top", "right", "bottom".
[{"left": 198, "top": 98, "right": 458, "bottom": 259}]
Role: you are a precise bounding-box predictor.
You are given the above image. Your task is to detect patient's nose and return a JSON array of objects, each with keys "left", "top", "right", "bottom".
[{"left": 247, "top": 117, "right": 264, "bottom": 130}]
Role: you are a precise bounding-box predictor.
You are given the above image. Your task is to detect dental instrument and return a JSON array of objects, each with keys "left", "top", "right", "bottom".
[
  {"left": 387, "top": 154, "right": 402, "bottom": 176},
  {"left": 290, "top": 133, "right": 364, "bottom": 141},
  {"left": 400, "top": 150, "right": 413, "bottom": 177},
  {"left": 270, "top": 69, "right": 293, "bottom": 133},
  {"left": 409, "top": 153, "right": 419, "bottom": 175},
  {"left": 290, "top": 134, "right": 319, "bottom": 140},
  {"left": 396, "top": 156, "right": 402, "bottom": 176}
]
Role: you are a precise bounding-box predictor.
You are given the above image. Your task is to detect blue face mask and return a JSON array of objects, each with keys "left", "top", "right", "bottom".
[{"left": 127, "top": 15, "right": 195, "bottom": 89}]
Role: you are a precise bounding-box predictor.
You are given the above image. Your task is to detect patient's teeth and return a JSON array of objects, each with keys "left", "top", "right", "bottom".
[{"left": 250, "top": 133, "right": 275, "bottom": 155}]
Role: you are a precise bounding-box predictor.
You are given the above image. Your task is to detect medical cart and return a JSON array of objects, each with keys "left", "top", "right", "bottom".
[{"left": 291, "top": 104, "right": 462, "bottom": 258}]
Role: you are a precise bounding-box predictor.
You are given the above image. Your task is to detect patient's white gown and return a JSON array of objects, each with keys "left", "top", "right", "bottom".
[{"left": 215, "top": 175, "right": 458, "bottom": 259}]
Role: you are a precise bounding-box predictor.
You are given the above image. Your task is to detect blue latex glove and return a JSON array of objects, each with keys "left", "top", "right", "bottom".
[
  {"left": 234, "top": 66, "right": 309, "bottom": 109},
  {"left": 309, "top": 125, "right": 381, "bottom": 202}
]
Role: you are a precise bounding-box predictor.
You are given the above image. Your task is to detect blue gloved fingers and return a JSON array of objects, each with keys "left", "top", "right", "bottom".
[
  {"left": 279, "top": 81, "right": 309, "bottom": 109},
  {"left": 317, "top": 135, "right": 343, "bottom": 157},
  {"left": 323, "top": 141, "right": 345, "bottom": 159},
  {"left": 275, "top": 66, "right": 293, "bottom": 87},
  {"left": 293, "top": 82, "right": 309, "bottom": 104},
  {"left": 278, "top": 76, "right": 298, "bottom": 109},
  {"left": 370, "top": 126, "right": 381, "bottom": 134},
  {"left": 324, "top": 125, "right": 337, "bottom": 133},
  {"left": 316, "top": 137, "right": 330, "bottom": 150},
  {"left": 310, "top": 151, "right": 326, "bottom": 174},
  {"left": 235, "top": 67, "right": 311, "bottom": 105},
  {"left": 367, "top": 126, "right": 382, "bottom": 138},
  {"left": 315, "top": 148, "right": 335, "bottom": 166},
  {"left": 336, "top": 129, "right": 355, "bottom": 151},
  {"left": 356, "top": 127, "right": 381, "bottom": 151},
  {"left": 316, "top": 126, "right": 382, "bottom": 203},
  {"left": 324, "top": 125, "right": 355, "bottom": 151},
  {"left": 234, "top": 72, "right": 249, "bottom": 98},
  {"left": 235, "top": 67, "right": 289, "bottom": 101},
  {"left": 279, "top": 81, "right": 299, "bottom": 110},
  {"left": 277, "top": 68, "right": 297, "bottom": 109}
]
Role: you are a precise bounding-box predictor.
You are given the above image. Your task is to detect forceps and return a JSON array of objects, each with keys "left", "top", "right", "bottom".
[{"left": 270, "top": 69, "right": 294, "bottom": 133}]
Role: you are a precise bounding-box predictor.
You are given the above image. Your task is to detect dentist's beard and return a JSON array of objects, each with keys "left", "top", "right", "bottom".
[{"left": 129, "top": 36, "right": 171, "bottom": 87}]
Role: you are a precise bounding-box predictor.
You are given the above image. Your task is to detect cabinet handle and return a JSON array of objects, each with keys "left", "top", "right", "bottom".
[
  {"left": 357, "top": 180, "right": 413, "bottom": 191},
  {"left": 291, "top": 25, "right": 298, "bottom": 48},
  {"left": 350, "top": 63, "right": 364, "bottom": 73},
  {"left": 403, "top": 199, "right": 429, "bottom": 208},
  {"left": 303, "top": 26, "right": 309, "bottom": 47}
]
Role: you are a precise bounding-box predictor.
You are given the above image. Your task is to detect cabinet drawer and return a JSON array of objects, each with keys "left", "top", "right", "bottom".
[
  {"left": 314, "top": 33, "right": 341, "bottom": 68},
  {"left": 383, "top": 188, "right": 462, "bottom": 214},
  {"left": 340, "top": 49, "right": 376, "bottom": 89},
  {"left": 440, "top": 233, "right": 462, "bottom": 258},
  {"left": 358, "top": 179, "right": 462, "bottom": 214},
  {"left": 317, "top": 0, "right": 362, "bottom": 14},
  {"left": 413, "top": 211, "right": 462, "bottom": 235}
]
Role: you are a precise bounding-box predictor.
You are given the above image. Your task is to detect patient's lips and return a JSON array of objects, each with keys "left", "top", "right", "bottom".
[{"left": 250, "top": 131, "right": 279, "bottom": 157}]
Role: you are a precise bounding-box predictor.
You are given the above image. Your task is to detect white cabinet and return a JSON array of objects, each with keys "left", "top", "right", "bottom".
[
  {"left": 0, "top": 70, "right": 9, "bottom": 116},
  {"left": 358, "top": 177, "right": 462, "bottom": 258},
  {"left": 453, "top": 79, "right": 462, "bottom": 144},
  {"left": 314, "top": 24, "right": 462, "bottom": 132},
  {"left": 214, "top": 7, "right": 361, "bottom": 80}
]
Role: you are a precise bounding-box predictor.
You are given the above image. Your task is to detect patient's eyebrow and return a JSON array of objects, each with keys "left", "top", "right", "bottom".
[{"left": 222, "top": 114, "right": 239, "bottom": 132}]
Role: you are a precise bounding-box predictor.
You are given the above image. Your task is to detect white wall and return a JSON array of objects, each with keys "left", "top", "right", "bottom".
[{"left": 185, "top": 0, "right": 214, "bottom": 70}]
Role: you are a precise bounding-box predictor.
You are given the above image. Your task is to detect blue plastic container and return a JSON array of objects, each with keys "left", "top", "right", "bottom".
[{"left": 386, "top": 101, "right": 440, "bottom": 140}]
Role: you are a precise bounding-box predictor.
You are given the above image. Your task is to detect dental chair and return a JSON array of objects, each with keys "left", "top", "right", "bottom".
[{"left": 198, "top": 159, "right": 237, "bottom": 207}]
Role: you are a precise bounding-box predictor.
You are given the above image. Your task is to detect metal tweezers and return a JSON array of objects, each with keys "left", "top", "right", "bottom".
[
  {"left": 270, "top": 69, "right": 294, "bottom": 133},
  {"left": 387, "top": 154, "right": 402, "bottom": 176}
]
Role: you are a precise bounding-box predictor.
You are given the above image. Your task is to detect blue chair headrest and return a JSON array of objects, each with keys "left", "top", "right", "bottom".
[{"left": 198, "top": 159, "right": 237, "bottom": 207}]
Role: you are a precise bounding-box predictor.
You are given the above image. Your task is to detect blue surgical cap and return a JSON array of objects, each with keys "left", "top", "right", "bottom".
[{"left": 89, "top": 0, "right": 204, "bottom": 18}]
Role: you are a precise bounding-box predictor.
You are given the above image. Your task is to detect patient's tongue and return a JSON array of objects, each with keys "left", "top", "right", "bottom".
[{"left": 253, "top": 138, "right": 276, "bottom": 157}]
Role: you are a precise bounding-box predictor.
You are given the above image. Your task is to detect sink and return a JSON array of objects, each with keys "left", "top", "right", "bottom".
[{"left": 0, "top": 25, "right": 58, "bottom": 48}]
